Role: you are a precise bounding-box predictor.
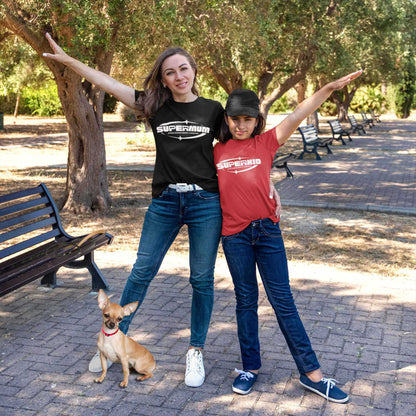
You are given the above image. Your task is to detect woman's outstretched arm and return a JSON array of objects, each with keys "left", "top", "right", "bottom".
[
  {"left": 43, "top": 33, "right": 137, "bottom": 108},
  {"left": 274, "top": 70, "right": 362, "bottom": 145}
]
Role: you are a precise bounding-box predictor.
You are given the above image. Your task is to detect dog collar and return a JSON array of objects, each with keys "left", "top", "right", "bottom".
[{"left": 102, "top": 328, "right": 119, "bottom": 337}]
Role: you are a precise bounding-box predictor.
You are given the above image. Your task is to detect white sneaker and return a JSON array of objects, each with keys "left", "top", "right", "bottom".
[
  {"left": 88, "top": 350, "right": 113, "bottom": 373},
  {"left": 185, "top": 349, "right": 205, "bottom": 387}
]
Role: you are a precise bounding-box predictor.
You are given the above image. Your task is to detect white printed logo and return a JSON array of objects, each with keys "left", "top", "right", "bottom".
[
  {"left": 156, "top": 120, "right": 210, "bottom": 140},
  {"left": 216, "top": 157, "right": 261, "bottom": 174}
]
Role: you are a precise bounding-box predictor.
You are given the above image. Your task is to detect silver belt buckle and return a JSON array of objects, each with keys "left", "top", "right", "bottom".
[{"left": 176, "top": 183, "right": 191, "bottom": 192}]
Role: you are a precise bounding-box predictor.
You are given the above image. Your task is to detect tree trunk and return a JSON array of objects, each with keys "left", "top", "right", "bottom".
[
  {"left": 259, "top": 73, "right": 308, "bottom": 119},
  {"left": 307, "top": 111, "right": 319, "bottom": 131},
  {"left": 55, "top": 69, "right": 111, "bottom": 213},
  {"left": 333, "top": 86, "right": 358, "bottom": 122},
  {"left": 1, "top": 4, "right": 118, "bottom": 213},
  {"left": 207, "top": 65, "right": 242, "bottom": 93},
  {"left": 337, "top": 104, "right": 349, "bottom": 122},
  {"left": 295, "top": 80, "right": 306, "bottom": 104},
  {"left": 14, "top": 90, "right": 20, "bottom": 117}
]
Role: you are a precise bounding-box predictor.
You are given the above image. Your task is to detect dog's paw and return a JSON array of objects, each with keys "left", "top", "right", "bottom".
[
  {"left": 119, "top": 381, "right": 128, "bottom": 388},
  {"left": 94, "top": 377, "right": 104, "bottom": 384}
]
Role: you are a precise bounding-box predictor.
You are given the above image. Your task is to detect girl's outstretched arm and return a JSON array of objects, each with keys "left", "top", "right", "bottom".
[
  {"left": 43, "top": 33, "right": 136, "bottom": 109},
  {"left": 274, "top": 70, "right": 362, "bottom": 145}
]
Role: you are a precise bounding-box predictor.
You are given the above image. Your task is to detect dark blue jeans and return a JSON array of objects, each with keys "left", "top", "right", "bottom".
[
  {"left": 119, "top": 187, "right": 222, "bottom": 348},
  {"left": 222, "top": 218, "right": 320, "bottom": 374}
]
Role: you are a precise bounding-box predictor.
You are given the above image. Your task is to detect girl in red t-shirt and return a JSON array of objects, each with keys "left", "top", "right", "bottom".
[{"left": 214, "top": 70, "right": 361, "bottom": 400}]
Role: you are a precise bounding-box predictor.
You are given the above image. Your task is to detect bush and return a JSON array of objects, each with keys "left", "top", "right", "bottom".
[
  {"left": 116, "top": 101, "right": 137, "bottom": 121},
  {"left": 103, "top": 92, "right": 117, "bottom": 113},
  {"left": 394, "top": 56, "right": 416, "bottom": 119},
  {"left": 0, "top": 94, "right": 17, "bottom": 114},
  {"left": 350, "top": 85, "right": 385, "bottom": 113},
  {"left": 269, "top": 95, "right": 292, "bottom": 113},
  {"left": 319, "top": 100, "right": 337, "bottom": 116},
  {"left": 22, "top": 82, "right": 63, "bottom": 116}
]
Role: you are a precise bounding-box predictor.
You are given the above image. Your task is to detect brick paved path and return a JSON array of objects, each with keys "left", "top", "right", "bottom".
[
  {"left": 274, "top": 120, "right": 416, "bottom": 215},
  {"left": 1, "top": 250, "right": 415, "bottom": 416},
  {"left": 1, "top": 118, "right": 415, "bottom": 415}
]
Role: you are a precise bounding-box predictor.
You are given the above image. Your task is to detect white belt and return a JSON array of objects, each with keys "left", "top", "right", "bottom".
[{"left": 168, "top": 183, "right": 203, "bottom": 192}]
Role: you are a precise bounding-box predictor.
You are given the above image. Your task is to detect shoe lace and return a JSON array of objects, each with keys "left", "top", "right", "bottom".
[
  {"left": 235, "top": 368, "right": 255, "bottom": 381},
  {"left": 321, "top": 377, "right": 339, "bottom": 400},
  {"left": 186, "top": 350, "right": 203, "bottom": 375}
]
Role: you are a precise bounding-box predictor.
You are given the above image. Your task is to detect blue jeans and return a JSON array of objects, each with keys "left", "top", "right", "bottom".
[
  {"left": 119, "top": 187, "right": 222, "bottom": 349},
  {"left": 222, "top": 219, "right": 320, "bottom": 374}
]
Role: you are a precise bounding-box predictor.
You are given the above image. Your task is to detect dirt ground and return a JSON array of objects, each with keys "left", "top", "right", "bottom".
[{"left": 0, "top": 115, "right": 415, "bottom": 279}]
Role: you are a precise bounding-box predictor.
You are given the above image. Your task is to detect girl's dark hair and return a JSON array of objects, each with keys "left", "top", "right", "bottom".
[
  {"left": 218, "top": 113, "right": 267, "bottom": 143},
  {"left": 135, "top": 47, "right": 199, "bottom": 119}
]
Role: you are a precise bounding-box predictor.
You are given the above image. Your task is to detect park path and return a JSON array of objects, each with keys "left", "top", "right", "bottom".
[
  {"left": 0, "top": 115, "right": 415, "bottom": 415},
  {"left": 274, "top": 118, "right": 416, "bottom": 216},
  {"left": 0, "top": 249, "right": 415, "bottom": 416}
]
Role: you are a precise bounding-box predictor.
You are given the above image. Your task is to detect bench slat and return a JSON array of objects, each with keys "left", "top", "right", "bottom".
[
  {"left": 0, "top": 216, "right": 57, "bottom": 244},
  {"left": 0, "top": 206, "right": 54, "bottom": 230},
  {"left": 0, "top": 185, "right": 43, "bottom": 205},
  {"left": 0, "top": 196, "right": 51, "bottom": 218},
  {"left": 0, "top": 234, "right": 111, "bottom": 297},
  {"left": 0, "top": 229, "right": 61, "bottom": 260},
  {"left": 0, "top": 235, "right": 108, "bottom": 282}
]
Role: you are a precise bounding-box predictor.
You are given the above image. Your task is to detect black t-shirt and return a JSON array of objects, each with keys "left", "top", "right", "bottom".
[{"left": 135, "top": 91, "right": 224, "bottom": 198}]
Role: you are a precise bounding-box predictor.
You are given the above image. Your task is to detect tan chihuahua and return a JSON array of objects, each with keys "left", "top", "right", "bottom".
[{"left": 94, "top": 289, "right": 156, "bottom": 388}]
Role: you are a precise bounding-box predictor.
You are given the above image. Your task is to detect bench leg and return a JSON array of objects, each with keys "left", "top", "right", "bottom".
[
  {"left": 83, "top": 252, "right": 110, "bottom": 292},
  {"left": 285, "top": 164, "right": 294, "bottom": 178},
  {"left": 65, "top": 252, "right": 110, "bottom": 292},
  {"left": 276, "top": 162, "right": 294, "bottom": 178},
  {"left": 41, "top": 271, "right": 57, "bottom": 288},
  {"left": 313, "top": 150, "right": 322, "bottom": 160}
]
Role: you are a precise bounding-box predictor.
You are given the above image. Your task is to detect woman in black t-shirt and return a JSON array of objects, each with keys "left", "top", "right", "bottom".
[{"left": 44, "top": 33, "right": 223, "bottom": 388}]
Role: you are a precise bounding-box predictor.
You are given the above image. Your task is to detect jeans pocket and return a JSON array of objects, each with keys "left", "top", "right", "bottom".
[
  {"left": 261, "top": 220, "right": 282, "bottom": 237},
  {"left": 196, "top": 190, "right": 220, "bottom": 200},
  {"left": 221, "top": 232, "right": 241, "bottom": 243}
]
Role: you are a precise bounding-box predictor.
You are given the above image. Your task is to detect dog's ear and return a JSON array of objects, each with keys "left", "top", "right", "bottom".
[
  {"left": 123, "top": 302, "right": 139, "bottom": 316},
  {"left": 97, "top": 289, "right": 109, "bottom": 310}
]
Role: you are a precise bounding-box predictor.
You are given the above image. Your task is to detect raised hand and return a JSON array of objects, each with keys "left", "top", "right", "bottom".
[
  {"left": 328, "top": 70, "right": 363, "bottom": 91},
  {"left": 41, "top": 32, "right": 136, "bottom": 108},
  {"left": 42, "top": 33, "right": 70, "bottom": 63}
]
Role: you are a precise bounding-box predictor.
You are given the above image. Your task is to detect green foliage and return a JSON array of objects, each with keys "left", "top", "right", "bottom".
[
  {"left": 319, "top": 101, "right": 338, "bottom": 117},
  {"left": 269, "top": 95, "right": 292, "bottom": 114},
  {"left": 198, "top": 76, "right": 229, "bottom": 107},
  {"left": 350, "top": 85, "right": 386, "bottom": 112},
  {"left": 103, "top": 93, "right": 117, "bottom": 113},
  {"left": 21, "top": 81, "right": 63, "bottom": 116},
  {"left": 394, "top": 55, "right": 416, "bottom": 119}
]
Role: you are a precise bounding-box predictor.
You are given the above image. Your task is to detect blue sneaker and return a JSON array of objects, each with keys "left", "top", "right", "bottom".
[
  {"left": 232, "top": 369, "right": 258, "bottom": 395},
  {"left": 299, "top": 375, "right": 349, "bottom": 403}
]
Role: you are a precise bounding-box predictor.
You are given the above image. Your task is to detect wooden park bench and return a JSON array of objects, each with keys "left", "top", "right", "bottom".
[
  {"left": 327, "top": 119, "right": 352, "bottom": 145},
  {"left": 360, "top": 111, "right": 375, "bottom": 128},
  {"left": 272, "top": 152, "right": 296, "bottom": 178},
  {"left": 347, "top": 115, "right": 366, "bottom": 135},
  {"left": 297, "top": 124, "right": 333, "bottom": 160},
  {"left": 0, "top": 183, "right": 113, "bottom": 298}
]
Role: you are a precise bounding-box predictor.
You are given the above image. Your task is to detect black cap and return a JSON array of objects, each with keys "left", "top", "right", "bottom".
[{"left": 225, "top": 89, "right": 260, "bottom": 118}]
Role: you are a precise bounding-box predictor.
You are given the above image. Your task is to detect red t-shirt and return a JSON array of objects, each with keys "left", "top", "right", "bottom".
[{"left": 214, "top": 128, "right": 281, "bottom": 236}]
